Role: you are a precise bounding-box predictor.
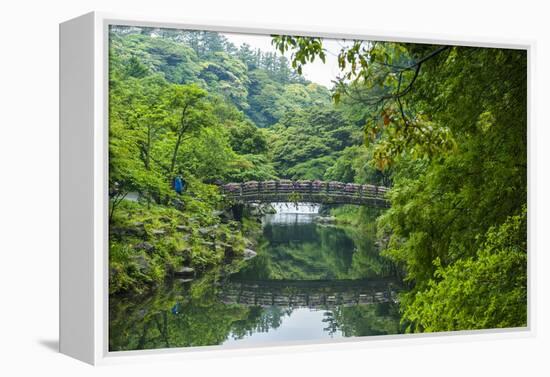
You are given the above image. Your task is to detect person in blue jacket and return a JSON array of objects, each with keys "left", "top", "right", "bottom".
[{"left": 174, "top": 175, "right": 186, "bottom": 194}]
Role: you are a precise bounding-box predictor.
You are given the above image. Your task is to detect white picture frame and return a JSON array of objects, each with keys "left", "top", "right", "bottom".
[{"left": 59, "top": 11, "right": 534, "bottom": 365}]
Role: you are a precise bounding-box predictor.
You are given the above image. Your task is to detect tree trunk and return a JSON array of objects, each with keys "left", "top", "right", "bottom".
[{"left": 168, "top": 103, "right": 190, "bottom": 178}]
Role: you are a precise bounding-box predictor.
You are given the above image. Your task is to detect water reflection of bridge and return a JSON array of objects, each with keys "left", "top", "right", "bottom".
[{"left": 219, "top": 279, "right": 398, "bottom": 309}]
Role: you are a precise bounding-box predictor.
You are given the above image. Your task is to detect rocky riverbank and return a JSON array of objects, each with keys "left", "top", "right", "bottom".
[{"left": 109, "top": 200, "right": 261, "bottom": 295}]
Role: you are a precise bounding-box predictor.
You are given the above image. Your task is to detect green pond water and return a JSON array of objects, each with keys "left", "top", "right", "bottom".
[{"left": 109, "top": 206, "right": 403, "bottom": 351}]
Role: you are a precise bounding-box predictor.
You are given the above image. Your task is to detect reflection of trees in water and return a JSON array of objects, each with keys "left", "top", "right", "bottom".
[
  {"left": 236, "top": 220, "right": 358, "bottom": 280},
  {"left": 110, "top": 273, "right": 402, "bottom": 351},
  {"left": 343, "top": 226, "right": 397, "bottom": 279},
  {"left": 109, "top": 265, "right": 298, "bottom": 351},
  {"left": 109, "top": 213, "right": 403, "bottom": 351},
  {"left": 109, "top": 279, "right": 249, "bottom": 351},
  {"left": 229, "top": 306, "right": 293, "bottom": 339},
  {"left": 235, "top": 215, "right": 396, "bottom": 281},
  {"left": 322, "top": 302, "right": 401, "bottom": 337},
  {"left": 109, "top": 263, "right": 250, "bottom": 351},
  {"left": 342, "top": 206, "right": 399, "bottom": 279},
  {"left": 262, "top": 219, "right": 320, "bottom": 244}
]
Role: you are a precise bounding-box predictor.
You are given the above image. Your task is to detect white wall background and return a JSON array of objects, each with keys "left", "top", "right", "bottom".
[{"left": 0, "top": 0, "right": 548, "bottom": 375}]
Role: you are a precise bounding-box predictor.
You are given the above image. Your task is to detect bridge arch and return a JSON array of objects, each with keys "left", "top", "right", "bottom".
[{"left": 221, "top": 180, "right": 389, "bottom": 207}]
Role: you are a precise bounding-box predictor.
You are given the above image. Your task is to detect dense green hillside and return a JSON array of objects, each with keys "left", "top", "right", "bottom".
[
  {"left": 109, "top": 27, "right": 379, "bottom": 183},
  {"left": 108, "top": 27, "right": 375, "bottom": 295},
  {"left": 110, "top": 27, "right": 331, "bottom": 126},
  {"left": 108, "top": 26, "right": 527, "bottom": 334}
]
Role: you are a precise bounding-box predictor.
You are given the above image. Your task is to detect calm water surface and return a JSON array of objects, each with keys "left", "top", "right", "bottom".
[{"left": 109, "top": 204, "right": 402, "bottom": 351}]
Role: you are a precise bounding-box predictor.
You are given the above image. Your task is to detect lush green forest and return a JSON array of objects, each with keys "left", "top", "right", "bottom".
[
  {"left": 109, "top": 26, "right": 527, "bottom": 336},
  {"left": 108, "top": 27, "right": 377, "bottom": 294},
  {"left": 271, "top": 38, "right": 528, "bottom": 332}
]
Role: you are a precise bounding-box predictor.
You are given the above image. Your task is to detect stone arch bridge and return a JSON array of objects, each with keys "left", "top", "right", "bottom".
[{"left": 220, "top": 180, "right": 389, "bottom": 207}]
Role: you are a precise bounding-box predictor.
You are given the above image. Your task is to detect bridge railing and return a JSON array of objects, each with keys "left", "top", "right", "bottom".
[{"left": 220, "top": 180, "right": 389, "bottom": 205}]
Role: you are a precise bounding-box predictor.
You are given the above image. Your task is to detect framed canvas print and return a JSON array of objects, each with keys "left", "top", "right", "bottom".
[{"left": 60, "top": 12, "right": 532, "bottom": 365}]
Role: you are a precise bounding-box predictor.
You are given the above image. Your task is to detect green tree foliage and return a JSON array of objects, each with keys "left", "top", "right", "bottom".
[
  {"left": 325, "top": 303, "right": 401, "bottom": 337},
  {"left": 109, "top": 25, "right": 527, "bottom": 335},
  {"left": 325, "top": 145, "right": 390, "bottom": 186},
  {"left": 199, "top": 51, "right": 250, "bottom": 110},
  {"left": 227, "top": 120, "right": 268, "bottom": 155},
  {"left": 267, "top": 107, "right": 363, "bottom": 180},
  {"left": 402, "top": 208, "right": 527, "bottom": 332},
  {"left": 110, "top": 32, "right": 201, "bottom": 84},
  {"left": 377, "top": 48, "right": 527, "bottom": 290},
  {"left": 109, "top": 74, "right": 173, "bottom": 213},
  {"left": 245, "top": 70, "right": 330, "bottom": 128},
  {"left": 109, "top": 27, "right": 300, "bottom": 294},
  {"left": 274, "top": 35, "right": 527, "bottom": 331}
]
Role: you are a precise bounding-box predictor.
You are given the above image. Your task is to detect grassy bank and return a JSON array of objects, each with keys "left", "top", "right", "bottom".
[{"left": 109, "top": 194, "right": 260, "bottom": 295}]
